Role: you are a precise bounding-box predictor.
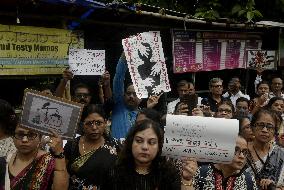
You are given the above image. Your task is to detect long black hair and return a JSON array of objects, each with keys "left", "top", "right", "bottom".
[
  {"left": 0, "top": 99, "right": 18, "bottom": 136},
  {"left": 117, "top": 119, "right": 164, "bottom": 170}
]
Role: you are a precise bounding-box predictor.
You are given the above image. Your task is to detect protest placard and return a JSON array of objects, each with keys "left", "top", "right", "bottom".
[
  {"left": 163, "top": 114, "right": 239, "bottom": 163},
  {"left": 69, "top": 49, "right": 105, "bottom": 75},
  {"left": 20, "top": 89, "right": 84, "bottom": 140},
  {"left": 246, "top": 50, "right": 277, "bottom": 70},
  {"left": 122, "top": 31, "right": 171, "bottom": 99}
]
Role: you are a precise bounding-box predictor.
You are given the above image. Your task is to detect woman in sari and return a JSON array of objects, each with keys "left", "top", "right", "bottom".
[
  {"left": 7, "top": 124, "right": 68, "bottom": 190},
  {"left": 246, "top": 108, "right": 284, "bottom": 190},
  {"left": 64, "top": 104, "right": 120, "bottom": 190}
]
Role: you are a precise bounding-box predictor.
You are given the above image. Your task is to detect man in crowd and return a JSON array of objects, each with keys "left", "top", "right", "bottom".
[
  {"left": 270, "top": 77, "right": 284, "bottom": 98},
  {"left": 223, "top": 77, "right": 250, "bottom": 107},
  {"left": 167, "top": 80, "right": 199, "bottom": 114},
  {"left": 201, "top": 78, "right": 227, "bottom": 113},
  {"left": 111, "top": 53, "right": 141, "bottom": 139}
]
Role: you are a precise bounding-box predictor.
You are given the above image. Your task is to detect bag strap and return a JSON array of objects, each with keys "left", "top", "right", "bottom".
[
  {"left": 197, "top": 165, "right": 209, "bottom": 189},
  {"left": 244, "top": 172, "right": 253, "bottom": 190}
]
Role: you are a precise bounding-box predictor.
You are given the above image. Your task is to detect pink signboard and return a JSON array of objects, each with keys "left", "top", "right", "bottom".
[{"left": 172, "top": 30, "right": 262, "bottom": 73}]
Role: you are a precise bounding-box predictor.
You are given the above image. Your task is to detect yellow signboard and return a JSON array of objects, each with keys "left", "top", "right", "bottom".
[{"left": 0, "top": 24, "right": 84, "bottom": 75}]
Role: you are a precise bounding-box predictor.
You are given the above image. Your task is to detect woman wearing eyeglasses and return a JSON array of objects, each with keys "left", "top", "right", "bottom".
[
  {"left": 5, "top": 124, "right": 68, "bottom": 190},
  {"left": 215, "top": 100, "right": 234, "bottom": 119},
  {"left": 64, "top": 104, "right": 121, "bottom": 190},
  {"left": 246, "top": 109, "right": 284, "bottom": 190},
  {"left": 189, "top": 135, "right": 257, "bottom": 190}
]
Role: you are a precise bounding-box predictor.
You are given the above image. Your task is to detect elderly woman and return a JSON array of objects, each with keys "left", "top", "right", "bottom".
[
  {"left": 5, "top": 124, "right": 68, "bottom": 190},
  {"left": 0, "top": 99, "right": 18, "bottom": 157},
  {"left": 101, "top": 119, "right": 198, "bottom": 190},
  {"left": 189, "top": 135, "right": 257, "bottom": 189},
  {"left": 64, "top": 104, "right": 121, "bottom": 190},
  {"left": 246, "top": 109, "right": 284, "bottom": 189}
]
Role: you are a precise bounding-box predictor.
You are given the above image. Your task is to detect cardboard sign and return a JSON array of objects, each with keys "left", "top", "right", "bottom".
[
  {"left": 20, "top": 89, "right": 84, "bottom": 140},
  {"left": 122, "top": 31, "right": 171, "bottom": 98},
  {"left": 69, "top": 49, "right": 105, "bottom": 75},
  {"left": 163, "top": 115, "right": 239, "bottom": 163},
  {"left": 246, "top": 50, "right": 277, "bottom": 70}
]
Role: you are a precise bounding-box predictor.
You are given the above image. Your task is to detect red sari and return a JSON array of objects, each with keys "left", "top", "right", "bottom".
[{"left": 10, "top": 153, "right": 55, "bottom": 190}]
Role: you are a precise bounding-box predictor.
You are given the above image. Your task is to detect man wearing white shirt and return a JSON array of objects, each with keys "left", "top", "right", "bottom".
[
  {"left": 223, "top": 77, "right": 250, "bottom": 108},
  {"left": 167, "top": 80, "right": 201, "bottom": 114}
]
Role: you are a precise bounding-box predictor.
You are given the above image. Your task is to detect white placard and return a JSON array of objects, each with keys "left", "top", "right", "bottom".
[
  {"left": 246, "top": 50, "right": 277, "bottom": 70},
  {"left": 163, "top": 115, "right": 239, "bottom": 163},
  {"left": 69, "top": 49, "right": 105, "bottom": 75},
  {"left": 122, "top": 31, "right": 171, "bottom": 99}
]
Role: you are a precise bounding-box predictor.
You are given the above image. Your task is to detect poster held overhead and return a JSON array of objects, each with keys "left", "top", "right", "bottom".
[
  {"left": 69, "top": 49, "right": 105, "bottom": 75},
  {"left": 20, "top": 89, "right": 84, "bottom": 140},
  {"left": 163, "top": 114, "right": 239, "bottom": 163},
  {"left": 122, "top": 31, "right": 171, "bottom": 99}
]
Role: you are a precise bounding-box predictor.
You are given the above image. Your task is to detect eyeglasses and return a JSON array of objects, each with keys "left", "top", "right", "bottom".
[
  {"left": 14, "top": 132, "right": 38, "bottom": 140},
  {"left": 74, "top": 93, "right": 90, "bottom": 98},
  {"left": 84, "top": 120, "right": 104, "bottom": 128},
  {"left": 254, "top": 122, "right": 275, "bottom": 133},
  {"left": 211, "top": 85, "right": 223, "bottom": 88},
  {"left": 234, "top": 146, "right": 249, "bottom": 157},
  {"left": 217, "top": 108, "right": 232, "bottom": 114}
]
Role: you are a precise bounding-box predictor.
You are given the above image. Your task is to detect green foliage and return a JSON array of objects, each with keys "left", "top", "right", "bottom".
[
  {"left": 122, "top": 0, "right": 284, "bottom": 22},
  {"left": 231, "top": 0, "right": 262, "bottom": 22}
]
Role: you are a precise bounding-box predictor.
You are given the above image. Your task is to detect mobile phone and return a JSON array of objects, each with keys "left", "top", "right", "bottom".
[{"left": 180, "top": 94, "right": 198, "bottom": 115}]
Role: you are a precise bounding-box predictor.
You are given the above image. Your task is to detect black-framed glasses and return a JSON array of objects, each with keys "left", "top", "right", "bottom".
[
  {"left": 234, "top": 146, "right": 249, "bottom": 157},
  {"left": 84, "top": 120, "right": 104, "bottom": 128},
  {"left": 217, "top": 108, "right": 232, "bottom": 114},
  {"left": 254, "top": 122, "right": 275, "bottom": 133},
  {"left": 211, "top": 85, "right": 223, "bottom": 88},
  {"left": 14, "top": 132, "right": 38, "bottom": 140}
]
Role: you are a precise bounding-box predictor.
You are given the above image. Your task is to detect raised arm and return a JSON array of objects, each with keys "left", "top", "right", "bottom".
[
  {"left": 113, "top": 53, "right": 127, "bottom": 103},
  {"left": 55, "top": 69, "right": 73, "bottom": 98}
]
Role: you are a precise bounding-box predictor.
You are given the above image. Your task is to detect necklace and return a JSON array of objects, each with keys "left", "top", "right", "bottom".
[
  {"left": 82, "top": 137, "right": 103, "bottom": 155},
  {"left": 135, "top": 168, "right": 150, "bottom": 175},
  {"left": 252, "top": 145, "right": 271, "bottom": 165}
]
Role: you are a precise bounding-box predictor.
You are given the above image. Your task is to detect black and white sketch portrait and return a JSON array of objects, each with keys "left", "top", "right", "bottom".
[{"left": 21, "top": 90, "right": 83, "bottom": 139}]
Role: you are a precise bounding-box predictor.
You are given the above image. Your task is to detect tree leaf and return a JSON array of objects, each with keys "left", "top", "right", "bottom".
[
  {"left": 238, "top": 10, "right": 246, "bottom": 17},
  {"left": 247, "top": 11, "right": 254, "bottom": 21},
  {"left": 232, "top": 4, "right": 242, "bottom": 14},
  {"left": 253, "top": 10, "right": 263, "bottom": 18}
]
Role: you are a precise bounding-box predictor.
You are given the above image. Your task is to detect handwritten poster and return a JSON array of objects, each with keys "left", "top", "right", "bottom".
[
  {"left": 163, "top": 115, "right": 239, "bottom": 163},
  {"left": 0, "top": 24, "right": 84, "bottom": 75},
  {"left": 20, "top": 89, "right": 84, "bottom": 139},
  {"left": 246, "top": 50, "right": 277, "bottom": 70},
  {"left": 69, "top": 49, "right": 105, "bottom": 75},
  {"left": 122, "top": 31, "right": 171, "bottom": 99},
  {"left": 172, "top": 29, "right": 262, "bottom": 73}
]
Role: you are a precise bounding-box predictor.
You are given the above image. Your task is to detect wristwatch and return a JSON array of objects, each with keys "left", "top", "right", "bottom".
[{"left": 50, "top": 149, "right": 65, "bottom": 159}]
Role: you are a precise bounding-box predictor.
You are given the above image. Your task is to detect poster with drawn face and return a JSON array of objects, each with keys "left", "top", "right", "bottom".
[
  {"left": 21, "top": 90, "right": 83, "bottom": 139},
  {"left": 246, "top": 50, "right": 277, "bottom": 70},
  {"left": 122, "top": 31, "right": 171, "bottom": 99},
  {"left": 69, "top": 49, "right": 105, "bottom": 75}
]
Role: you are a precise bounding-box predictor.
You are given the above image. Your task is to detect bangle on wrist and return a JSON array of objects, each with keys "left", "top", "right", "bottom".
[
  {"left": 50, "top": 149, "right": 65, "bottom": 159},
  {"left": 181, "top": 179, "right": 193, "bottom": 186},
  {"left": 54, "top": 169, "right": 66, "bottom": 172}
]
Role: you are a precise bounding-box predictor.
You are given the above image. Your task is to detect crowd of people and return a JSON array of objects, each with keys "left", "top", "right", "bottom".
[{"left": 0, "top": 53, "right": 284, "bottom": 190}]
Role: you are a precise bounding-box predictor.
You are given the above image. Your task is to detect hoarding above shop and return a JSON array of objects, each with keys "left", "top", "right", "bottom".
[
  {"left": 0, "top": 24, "right": 84, "bottom": 75},
  {"left": 172, "top": 30, "right": 262, "bottom": 73}
]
